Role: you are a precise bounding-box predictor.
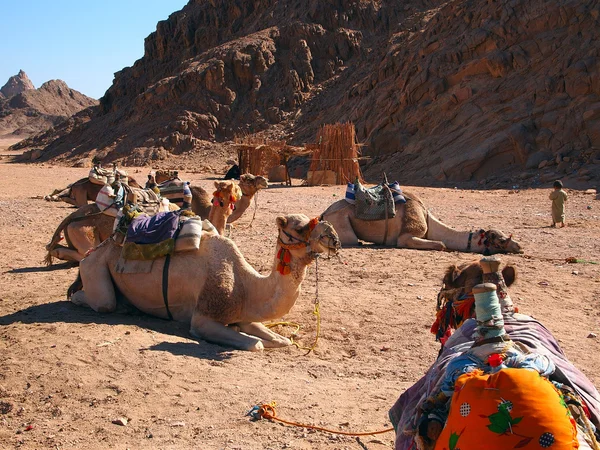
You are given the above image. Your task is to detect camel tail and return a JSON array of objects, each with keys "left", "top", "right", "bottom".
[
  {"left": 67, "top": 271, "right": 83, "bottom": 299},
  {"left": 45, "top": 212, "right": 76, "bottom": 265}
]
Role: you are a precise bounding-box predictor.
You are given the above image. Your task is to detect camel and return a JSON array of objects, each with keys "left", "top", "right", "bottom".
[
  {"left": 45, "top": 185, "right": 174, "bottom": 265},
  {"left": 45, "top": 176, "right": 141, "bottom": 207},
  {"left": 227, "top": 174, "right": 269, "bottom": 223},
  {"left": 321, "top": 192, "right": 523, "bottom": 254},
  {"left": 147, "top": 171, "right": 268, "bottom": 223},
  {"left": 67, "top": 214, "right": 340, "bottom": 351},
  {"left": 208, "top": 180, "right": 242, "bottom": 235},
  {"left": 44, "top": 203, "right": 115, "bottom": 264},
  {"left": 390, "top": 257, "right": 600, "bottom": 450}
]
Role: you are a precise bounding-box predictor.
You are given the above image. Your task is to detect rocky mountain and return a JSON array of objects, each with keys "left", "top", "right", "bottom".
[
  {"left": 0, "top": 72, "right": 97, "bottom": 139},
  {"left": 15, "top": 0, "right": 600, "bottom": 186},
  {"left": 0, "top": 70, "right": 35, "bottom": 98}
]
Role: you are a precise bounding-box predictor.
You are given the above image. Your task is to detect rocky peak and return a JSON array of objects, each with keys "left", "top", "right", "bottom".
[{"left": 1, "top": 70, "right": 35, "bottom": 98}]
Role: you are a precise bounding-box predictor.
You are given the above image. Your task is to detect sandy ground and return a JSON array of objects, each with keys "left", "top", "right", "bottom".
[{"left": 0, "top": 158, "right": 599, "bottom": 449}]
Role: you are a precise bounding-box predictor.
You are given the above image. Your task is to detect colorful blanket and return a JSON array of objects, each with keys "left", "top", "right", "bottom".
[{"left": 389, "top": 314, "right": 600, "bottom": 450}]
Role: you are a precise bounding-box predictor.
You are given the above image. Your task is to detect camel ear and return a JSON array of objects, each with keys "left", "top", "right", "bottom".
[
  {"left": 276, "top": 216, "right": 288, "bottom": 229},
  {"left": 214, "top": 181, "right": 220, "bottom": 189},
  {"left": 502, "top": 265, "right": 517, "bottom": 286},
  {"left": 443, "top": 265, "right": 461, "bottom": 286}
]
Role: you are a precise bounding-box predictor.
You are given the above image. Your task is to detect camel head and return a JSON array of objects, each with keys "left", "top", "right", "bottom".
[
  {"left": 476, "top": 229, "right": 523, "bottom": 254},
  {"left": 276, "top": 214, "right": 340, "bottom": 260},
  {"left": 212, "top": 180, "right": 242, "bottom": 211},
  {"left": 442, "top": 260, "right": 516, "bottom": 294},
  {"left": 239, "top": 173, "right": 269, "bottom": 197},
  {"left": 154, "top": 169, "right": 179, "bottom": 184},
  {"left": 432, "top": 259, "right": 517, "bottom": 343}
]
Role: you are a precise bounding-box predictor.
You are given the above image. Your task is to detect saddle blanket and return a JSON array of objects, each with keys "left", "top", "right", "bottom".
[
  {"left": 158, "top": 180, "right": 192, "bottom": 207},
  {"left": 345, "top": 181, "right": 406, "bottom": 205},
  {"left": 122, "top": 212, "right": 217, "bottom": 260}
]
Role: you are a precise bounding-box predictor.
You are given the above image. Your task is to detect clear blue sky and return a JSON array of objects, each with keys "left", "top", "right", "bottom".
[{"left": 0, "top": 1, "right": 188, "bottom": 100}]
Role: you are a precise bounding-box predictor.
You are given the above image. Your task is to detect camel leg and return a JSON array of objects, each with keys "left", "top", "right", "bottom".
[
  {"left": 236, "top": 322, "right": 292, "bottom": 348},
  {"left": 71, "top": 256, "right": 116, "bottom": 312},
  {"left": 397, "top": 233, "right": 447, "bottom": 251},
  {"left": 190, "top": 314, "right": 264, "bottom": 352},
  {"left": 73, "top": 186, "right": 89, "bottom": 207},
  {"left": 49, "top": 246, "right": 84, "bottom": 263}
]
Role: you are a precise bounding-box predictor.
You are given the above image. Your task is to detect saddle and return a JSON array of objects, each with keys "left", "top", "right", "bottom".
[
  {"left": 353, "top": 180, "right": 395, "bottom": 221},
  {"left": 119, "top": 211, "right": 216, "bottom": 260},
  {"left": 89, "top": 166, "right": 127, "bottom": 186}
]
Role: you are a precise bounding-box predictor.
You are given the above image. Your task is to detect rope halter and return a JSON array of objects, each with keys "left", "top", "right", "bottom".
[{"left": 276, "top": 218, "right": 320, "bottom": 274}]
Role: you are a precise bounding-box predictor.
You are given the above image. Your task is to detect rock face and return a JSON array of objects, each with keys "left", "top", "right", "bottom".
[
  {"left": 17, "top": 0, "right": 600, "bottom": 185},
  {"left": 0, "top": 70, "right": 35, "bottom": 98},
  {"left": 0, "top": 73, "right": 97, "bottom": 138}
]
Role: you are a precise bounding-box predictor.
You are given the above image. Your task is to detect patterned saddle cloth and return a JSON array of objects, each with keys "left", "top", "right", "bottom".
[
  {"left": 158, "top": 179, "right": 192, "bottom": 208},
  {"left": 346, "top": 181, "right": 406, "bottom": 221}
]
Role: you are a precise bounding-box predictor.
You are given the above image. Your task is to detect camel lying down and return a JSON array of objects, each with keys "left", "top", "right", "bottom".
[
  {"left": 390, "top": 257, "right": 600, "bottom": 450},
  {"left": 68, "top": 214, "right": 340, "bottom": 351},
  {"left": 321, "top": 192, "right": 523, "bottom": 254}
]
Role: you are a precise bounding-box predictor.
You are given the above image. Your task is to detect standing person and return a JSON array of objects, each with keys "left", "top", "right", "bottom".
[{"left": 549, "top": 180, "right": 568, "bottom": 227}]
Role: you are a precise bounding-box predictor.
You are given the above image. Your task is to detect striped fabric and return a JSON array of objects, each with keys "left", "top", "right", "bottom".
[{"left": 345, "top": 182, "right": 406, "bottom": 204}]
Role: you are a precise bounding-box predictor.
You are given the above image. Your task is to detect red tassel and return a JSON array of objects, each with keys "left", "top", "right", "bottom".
[
  {"left": 282, "top": 265, "right": 291, "bottom": 275},
  {"left": 283, "top": 250, "right": 291, "bottom": 263}
]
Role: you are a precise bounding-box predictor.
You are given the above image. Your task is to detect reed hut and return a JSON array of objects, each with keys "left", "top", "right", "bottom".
[{"left": 307, "top": 122, "right": 364, "bottom": 185}]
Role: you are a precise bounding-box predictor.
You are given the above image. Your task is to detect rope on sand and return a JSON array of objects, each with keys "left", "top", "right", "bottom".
[{"left": 247, "top": 402, "right": 394, "bottom": 436}]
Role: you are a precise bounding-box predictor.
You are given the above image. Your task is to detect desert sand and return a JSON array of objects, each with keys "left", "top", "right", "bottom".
[{"left": 0, "top": 156, "right": 599, "bottom": 449}]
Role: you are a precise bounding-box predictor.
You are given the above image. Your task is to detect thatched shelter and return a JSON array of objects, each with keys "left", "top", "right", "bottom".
[{"left": 307, "top": 122, "right": 364, "bottom": 185}]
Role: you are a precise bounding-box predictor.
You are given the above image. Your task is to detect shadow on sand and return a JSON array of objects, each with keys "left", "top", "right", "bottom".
[
  {"left": 0, "top": 300, "right": 232, "bottom": 361},
  {"left": 6, "top": 262, "right": 78, "bottom": 273}
]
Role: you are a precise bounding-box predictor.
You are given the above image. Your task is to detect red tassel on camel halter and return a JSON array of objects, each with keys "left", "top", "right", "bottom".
[{"left": 277, "top": 248, "right": 292, "bottom": 275}]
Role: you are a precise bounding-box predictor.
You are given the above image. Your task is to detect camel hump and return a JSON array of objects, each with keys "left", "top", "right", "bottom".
[{"left": 321, "top": 199, "right": 351, "bottom": 218}]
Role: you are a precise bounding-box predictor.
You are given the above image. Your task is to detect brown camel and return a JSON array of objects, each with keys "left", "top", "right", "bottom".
[
  {"left": 67, "top": 214, "right": 340, "bottom": 351},
  {"left": 227, "top": 174, "right": 269, "bottom": 223},
  {"left": 321, "top": 192, "right": 523, "bottom": 254},
  {"left": 208, "top": 181, "right": 242, "bottom": 235},
  {"left": 45, "top": 186, "right": 174, "bottom": 265},
  {"left": 147, "top": 171, "right": 267, "bottom": 223},
  {"left": 45, "top": 204, "right": 115, "bottom": 264},
  {"left": 147, "top": 170, "right": 213, "bottom": 220},
  {"left": 45, "top": 176, "right": 141, "bottom": 207}
]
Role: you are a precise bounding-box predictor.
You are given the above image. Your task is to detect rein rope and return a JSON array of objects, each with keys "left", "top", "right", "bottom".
[{"left": 247, "top": 400, "right": 394, "bottom": 436}]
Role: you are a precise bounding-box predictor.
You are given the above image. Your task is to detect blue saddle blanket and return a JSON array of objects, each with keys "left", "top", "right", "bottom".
[
  {"left": 126, "top": 211, "right": 180, "bottom": 245},
  {"left": 345, "top": 181, "right": 406, "bottom": 205}
]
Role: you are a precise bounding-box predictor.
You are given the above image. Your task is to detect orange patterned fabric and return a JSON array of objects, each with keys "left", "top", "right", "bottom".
[{"left": 435, "top": 368, "right": 579, "bottom": 450}]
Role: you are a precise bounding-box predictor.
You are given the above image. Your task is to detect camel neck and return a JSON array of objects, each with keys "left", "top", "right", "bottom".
[
  {"left": 208, "top": 207, "right": 230, "bottom": 235},
  {"left": 242, "top": 242, "right": 310, "bottom": 322},
  {"left": 427, "top": 214, "right": 486, "bottom": 252},
  {"left": 228, "top": 193, "right": 252, "bottom": 223}
]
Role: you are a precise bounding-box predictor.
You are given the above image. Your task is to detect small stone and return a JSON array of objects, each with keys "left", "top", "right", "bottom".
[
  {"left": 538, "top": 160, "right": 548, "bottom": 169},
  {"left": 588, "top": 333, "right": 597, "bottom": 339},
  {"left": 170, "top": 421, "right": 185, "bottom": 427},
  {"left": 417, "top": 295, "right": 423, "bottom": 300},
  {"left": 587, "top": 205, "right": 592, "bottom": 210},
  {"left": 572, "top": 270, "right": 579, "bottom": 275},
  {"left": 112, "top": 417, "right": 128, "bottom": 426}
]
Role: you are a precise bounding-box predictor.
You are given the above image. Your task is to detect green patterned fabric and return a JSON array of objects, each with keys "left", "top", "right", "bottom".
[{"left": 121, "top": 239, "right": 175, "bottom": 260}]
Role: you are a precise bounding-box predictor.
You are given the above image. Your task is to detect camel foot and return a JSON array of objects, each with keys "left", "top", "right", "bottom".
[
  {"left": 70, "top": 291, "right": 90, "bottom": 308},
  {"left": 237, "top": 322, "right": 292, "bottom": 348},
  {"left": 190, "top": 315, "right": 265, "bottom": 351}
]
